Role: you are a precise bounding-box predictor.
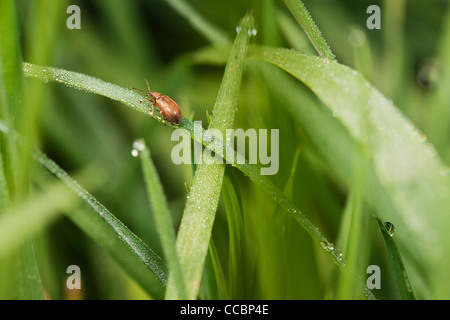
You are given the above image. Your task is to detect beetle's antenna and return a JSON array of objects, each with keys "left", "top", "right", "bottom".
[
  {"left": 144, "top": 79, "right": 152, "bottom": 92},
  {"left": 130, "top": 87, "right": 148, "bottom": 93}
]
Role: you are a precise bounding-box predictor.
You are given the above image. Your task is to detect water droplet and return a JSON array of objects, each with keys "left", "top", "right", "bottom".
[
  {"left": 347, "top": 28, "right": 366, "bottom": 47},
  {"left": 131, "top": 138, "right": 146, "bottom": 157},
  {"left": 384, "top": 221, "right": 395, "bottom": 236},
  {"left": 236, "top": 26, "right": 242, "bottom": 34},
  {"left": 248, "top": 28, "right": 258, "bottom": 36},
  {"left": 131, "top": 149, "right": 139, "bottom": 157}
]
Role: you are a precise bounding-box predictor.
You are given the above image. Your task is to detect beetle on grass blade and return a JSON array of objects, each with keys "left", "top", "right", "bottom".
[{"left": 131, "top": 79, "right": 181, "bottom": 125}]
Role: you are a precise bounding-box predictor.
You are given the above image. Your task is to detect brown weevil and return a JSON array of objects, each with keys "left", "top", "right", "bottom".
[{"left": 131, "top": 79, "right": 181, "bottom": 125}]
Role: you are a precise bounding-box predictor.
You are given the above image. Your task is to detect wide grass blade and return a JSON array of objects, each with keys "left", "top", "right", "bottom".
[{"left": 248, "top": 45, "right": 450, "bottom": 298}]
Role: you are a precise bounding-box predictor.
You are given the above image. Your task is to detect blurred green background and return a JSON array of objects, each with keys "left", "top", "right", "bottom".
[{"left": 1, "top": 0, "right": 449, "bottom": 299}]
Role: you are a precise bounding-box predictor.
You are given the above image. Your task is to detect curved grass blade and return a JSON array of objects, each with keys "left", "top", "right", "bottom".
[
  {"left": 31, "top": 148, "right": 168, "bottom": 288},
  {"left": 375, "top": 216, "right": 415, "bottom": 300},
  {"left": 248, "top": 45, "right": 450, "bottom": 298}
]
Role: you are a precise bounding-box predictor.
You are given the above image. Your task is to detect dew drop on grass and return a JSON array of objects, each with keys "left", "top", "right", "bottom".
[
  {"left": 384, "top": 221, "right": 396, "bottom": 236},
  {"left": 347, "top": 28, "right": 366, "bottom": 47},
  {"left": 131, "top": 139, "right": 146, "bottom": 157},
  {"left": 248, "top": 28, "right": 258, "bottom": 37}
]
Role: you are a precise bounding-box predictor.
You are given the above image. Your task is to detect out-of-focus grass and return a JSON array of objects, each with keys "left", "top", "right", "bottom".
[{"left": 0, "top": 0, "right": 449, "bottom": 299}]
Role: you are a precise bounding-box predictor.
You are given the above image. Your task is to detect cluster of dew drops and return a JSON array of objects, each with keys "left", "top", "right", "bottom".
[
  {"left": 236, "top": 25, "right": 257, "bottom": 37},
  {"left": 131, "top": 139, "right": 146, "bottom": 158}
]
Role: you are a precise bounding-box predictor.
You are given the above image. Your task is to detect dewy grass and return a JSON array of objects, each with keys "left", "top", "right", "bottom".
[
  {"left": 165, "top": 12, "right": 254, "bottom": 300},
  {"left": 282, "top": 0, "right": 336, "bottom": 61},
  {"left": 22, "top": 61, "right": 347, "bottom": 280},
  {"left": 248, "top": 45, "right": 450, "bottom": 298}
]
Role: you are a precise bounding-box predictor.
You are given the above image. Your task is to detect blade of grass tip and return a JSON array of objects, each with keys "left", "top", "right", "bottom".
[
  {"left": 282, "top": 0, "right": 335, "bottom": 61},
  {"left": 165, "top": 12, "right": 254, "bottom": 300},
  {"left": 375, "top": 216, "right": 415, "bottom": 300},
  {"left": 135, "top": 138, "right": 187, "bottom": 299},
  {"left": 163, "top": 0, "right": 229, "bottom": 47}
]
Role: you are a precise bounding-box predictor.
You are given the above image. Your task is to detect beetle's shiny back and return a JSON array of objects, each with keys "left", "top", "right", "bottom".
[{"left": 156, "top": 95, "right": 181, "bottom": 125}]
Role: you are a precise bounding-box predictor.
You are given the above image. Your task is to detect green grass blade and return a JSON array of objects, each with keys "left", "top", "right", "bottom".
[
  {"left": 207, "top": 240, "right": 229, "bottom": 300},
  {"left": 135, "top": 139, "right": 187, "bottom": 299},
  {"left": 0, "top": 0, "right": 44, "bottom": 299},
  {"left": 248, "top": 45, "right": 450, "bottom": 298},
  {"left": 165, "top": 12, "right": 254, "bottom": 300},
  {"left": 0, "top": 116, "right": 168, "bottom": 297},
  {"left": 31, "top": 148, "right": 168, "bottom": 287},
  {"left": 427, "top": 7, "right": 450, "bottom": 162},
  {"left": 375, "top": 216, "right": 415, "bottom": 300},
  {"left": 0, "top": 0, "right": 25, "bottom": 198},
  {"left": 22, "top": 61, "right": 346, "bottom": 276},
  {"left": 163, "top": 0, "right": 229, "bottom": 47},
  {"left": 336, "top": 156, "right": 371, "bottom": 299},
  {"left": 222, "top": 170, "right": 245, "bottom": 298},
  {"left": 282, "top": 0, "right": 335, "bottom": 61},
  {"left": 0, "top": 154, "right": 9, "bottom": 212}
]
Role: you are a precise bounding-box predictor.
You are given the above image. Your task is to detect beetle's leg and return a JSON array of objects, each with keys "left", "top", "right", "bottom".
[
  {"left": 151, "top": 100, "right": 158, "bottom": 119},
  {"left": 138, "top": 98, "right": 153, "bottom": 104}
]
